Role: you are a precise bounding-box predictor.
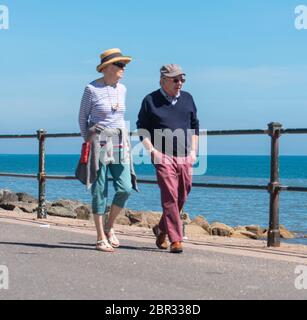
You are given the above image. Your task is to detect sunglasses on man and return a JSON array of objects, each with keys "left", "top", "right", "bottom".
[
  {"left": 113, "top": 62, "right": 127, "bottom": 69},
  {"left": 164, "top": 77, "right": 186, "bottom": 84}
]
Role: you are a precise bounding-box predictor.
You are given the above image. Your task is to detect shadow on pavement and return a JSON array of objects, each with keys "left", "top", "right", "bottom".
[{"left": 0, "top": 241, "right": 164, "bottom": 253}]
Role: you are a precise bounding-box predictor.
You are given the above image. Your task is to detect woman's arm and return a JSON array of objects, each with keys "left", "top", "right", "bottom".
[{"left": 79, "top": 86, "right": 92, "bottom": 141}]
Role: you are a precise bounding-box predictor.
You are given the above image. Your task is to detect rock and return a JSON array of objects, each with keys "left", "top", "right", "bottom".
[
  {"left": 16, "top": 192, "right": 37, "bottom": 203},
  {"left": 75, "top": 205, "right": 92, "bottom": 220},
  {"left": 143, "top": 212, "right": 162, "bottom": 228},
  {"left": 125, "top": 210, "right": 161, "bottom": 228},
  {"left": 234, "top": 226, "right": 247, "bottom": 231},
  {"left": 245, "top": 225, "right": 265, "bottom": 237},
  {"left": 13, "top": 206, "right": 24, "bottom": 214},
  {"left": 0, "top": 189, "right": 8, "bottom": 202},
  {"left": 185, "top": 224, "right": 209, "bottom": 237},
  {"left": 180, "top": 212, "right": 191, "bottom": 225},
  {"left": 245, "top": 225, "right": 260, "bottom": 232},
  {"left": 231, "top": 230, "right": 258, "bottom": 240},
  {"left": 16, "top": 202, "right": 38, "bottom": 213},
  {"left": 280, "top": 225, "right": 295, "bottom": 239},
  {"left": 0, "top": 203, "right": 16, "bottom": 211},
  {"left": 209, "top": 222, "right": 234, "bottom": 237},
  {"left": 0, "top": 190, "right": 18, "bottom": 203},
  {"left": 115, "top": 213, "right": 131, "bottom": 226},
  {"left": 231, "top": 230, "right": 250, "bottom": 239},
  {"left": 256, "top": 225, "right": 294, "bottom": 239},
  {"left": 127, "top": 210, "right": 144, "bottom": 224},
  {"left": 103, "top": 209, "right": 131, "bottom": 226},
  {"left": 52, "top": 199, "right": 83, "bottom": 211},
  {"left": 46, "top": 199, "right": 92, "bottom": 219},
  {"left": 234, "top": 225, "right": 267, "bottom": 238},
  {"left": 0, "top": 200, "right": 38, "bottom": 213},
  {"left": 191, "top": 215, "right": 210, "bottom": 231},
  {"left": 47, "top": 206, "right": 76, "bottom": 219}
]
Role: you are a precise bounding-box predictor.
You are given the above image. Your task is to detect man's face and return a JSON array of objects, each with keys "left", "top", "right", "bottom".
[{"left": 161, "top": 75, "right": 185, "bottom": 97}]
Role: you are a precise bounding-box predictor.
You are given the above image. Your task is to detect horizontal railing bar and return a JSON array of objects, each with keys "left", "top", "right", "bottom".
[
  {"left": 281, "top": 129, "right": 307, "bottom": 134},
  {"left": 0, "top": 172, "right": 268, "bottom": 190},
  {"left": 206, "top": 129, "right": 268, "bottom": 136},
  {"left": 0, "top": 173, "right": 37, "bottom": 178},
  {"left": 0, "top": 130, "right": 269, "bottom": 139},
  {"left": 43, "top": 176, "right": 269, "bottom": 190},
  {"left": 3, "top": 172, "right": 307, "bottom": 192},
  {"left": 279, "top": 186, "right": 307, "bottom": 192},
  {"left": 0, "top": 134, "right": 37, "bottom": 139},
  {"left": 1, "top": 128, "right": 307, "bottom": 140},
  {"left": 45, "top": 133, "right": 81, "bottom": 138},
  {"left": 192, "top": 182, "right": 268, "bottom": 190},
  {"left": 46, "top": 175, "right": 76, "bottom": 180}
]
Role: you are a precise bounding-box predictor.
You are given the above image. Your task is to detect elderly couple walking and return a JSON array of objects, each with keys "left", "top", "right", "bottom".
[{"left": 76, "top": 48, "right": 199, "bottom": 254}]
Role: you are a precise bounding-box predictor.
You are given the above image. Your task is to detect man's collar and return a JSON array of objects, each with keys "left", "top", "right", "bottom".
[{"left": 160, "top": 88, "right": 180, "bottom": 103}]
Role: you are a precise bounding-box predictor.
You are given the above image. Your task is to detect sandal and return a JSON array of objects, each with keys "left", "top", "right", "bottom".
[
  {"left": 96, "top": 239, "right": 115, "bottom": 252},
  {"left": 106, "top": 228, "right": 120, "bottom": 248}
]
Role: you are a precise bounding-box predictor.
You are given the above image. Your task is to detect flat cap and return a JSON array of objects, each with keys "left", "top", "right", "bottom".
[{"left": 160, "top": 64, "right": 186, "bottom": 77}]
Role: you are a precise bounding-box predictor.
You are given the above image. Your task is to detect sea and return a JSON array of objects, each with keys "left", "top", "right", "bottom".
[{"left": 1, "top": 154, "right": 307, "bottom": 245}]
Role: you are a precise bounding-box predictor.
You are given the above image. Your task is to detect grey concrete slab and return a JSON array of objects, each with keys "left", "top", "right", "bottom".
[{"left": 0, "top": 221, "right": 307, "bottom": 300}]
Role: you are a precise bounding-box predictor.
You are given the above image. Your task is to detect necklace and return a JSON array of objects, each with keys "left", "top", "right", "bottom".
[{"left": 105, "top": 83, "right": 119, "bottom": 112}]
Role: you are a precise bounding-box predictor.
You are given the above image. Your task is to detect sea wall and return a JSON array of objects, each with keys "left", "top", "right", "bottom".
[{"left": 0, "top": 189, "right": 297, "bottom": 240}]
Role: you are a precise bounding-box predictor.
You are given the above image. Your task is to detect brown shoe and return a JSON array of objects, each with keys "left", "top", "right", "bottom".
[
  {"left": 153, "top": 225, "right": 168, "bottom": 250},
  {"left": 170, "top": 242, "right": 183, "bottom": 254}
]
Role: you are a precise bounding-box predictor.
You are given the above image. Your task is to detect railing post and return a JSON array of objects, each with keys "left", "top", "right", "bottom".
[
  {"left": 267, "top": 122, "right": 282, "bottom": 247},
  {"left": 37, "top": 129, "right": 47, "bottom": 219}
]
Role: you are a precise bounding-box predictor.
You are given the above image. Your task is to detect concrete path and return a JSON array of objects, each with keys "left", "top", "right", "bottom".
[{"left": 0, "top": 217, "right": 307, "bottom": 300}]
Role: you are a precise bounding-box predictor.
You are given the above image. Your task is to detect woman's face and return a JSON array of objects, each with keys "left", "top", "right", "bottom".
[{"left": 103, "top": 61, "right": 126, "bottom": 80}]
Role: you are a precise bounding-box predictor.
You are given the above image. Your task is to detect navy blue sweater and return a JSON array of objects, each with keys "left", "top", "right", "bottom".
[{"left": 136, "top": 89, "right": 200, "bottom": 156}]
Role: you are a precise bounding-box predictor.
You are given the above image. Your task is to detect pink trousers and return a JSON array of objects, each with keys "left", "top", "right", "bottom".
[{"left": 155, "top": 155, "right": 193, "bottom": 243}]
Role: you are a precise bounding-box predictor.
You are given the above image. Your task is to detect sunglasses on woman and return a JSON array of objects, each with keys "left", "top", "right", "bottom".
[{"left": 113, "top": 62, "right": 127, "bottom": 69}]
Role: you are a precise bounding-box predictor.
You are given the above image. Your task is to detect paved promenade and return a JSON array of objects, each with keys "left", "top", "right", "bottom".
[{"left": 0, "top": 213, "right": 307, "bottom": 300}]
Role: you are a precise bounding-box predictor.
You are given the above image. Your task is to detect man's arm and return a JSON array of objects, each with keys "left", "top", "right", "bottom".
[
  {"left": 190, "top": 134, "right": 199, "bottom": 163},
  {"left": 190, "top": 96, "right": 200, "bottom": 163},
  {"left": 141, "top": 137, "right": 155, "bottom": 154},
  {"left": 136, "top": 97, "right": 154, "bottom": 153}
]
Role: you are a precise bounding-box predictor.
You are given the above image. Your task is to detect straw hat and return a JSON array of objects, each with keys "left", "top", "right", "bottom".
[{"left": 96, "top": 48, "right": 132, "bottom": 72}]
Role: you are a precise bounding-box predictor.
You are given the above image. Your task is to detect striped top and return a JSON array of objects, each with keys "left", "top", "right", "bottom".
[{"left": 79, "top": 80, "right": 127, "bottom": 144}]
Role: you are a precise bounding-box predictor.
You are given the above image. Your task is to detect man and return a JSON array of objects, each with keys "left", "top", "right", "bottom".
[{"left": 136, "top": 64, "right": 199, "bottom": 253}]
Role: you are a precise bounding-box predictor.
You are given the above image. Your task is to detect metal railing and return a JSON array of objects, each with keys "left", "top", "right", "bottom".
[{"left": 1, "top": 122, "right": 307, "bottom": 248}]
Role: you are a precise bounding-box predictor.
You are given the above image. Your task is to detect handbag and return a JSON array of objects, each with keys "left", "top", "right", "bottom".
[{"left": 80, "top": 142, "right": 90, "bottom": 164}]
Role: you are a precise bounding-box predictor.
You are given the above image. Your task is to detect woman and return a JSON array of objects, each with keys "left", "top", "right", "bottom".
[{"left": 78, "top": 48, "right": 135, "bottom": 252}]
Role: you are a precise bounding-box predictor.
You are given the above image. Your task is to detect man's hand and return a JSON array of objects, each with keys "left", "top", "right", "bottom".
[
  {"left": 151, "top": 148, "right": 163, "bottom": 165},
  {"left": 189, "top": 150, "right": 197, "bottom": 165}
]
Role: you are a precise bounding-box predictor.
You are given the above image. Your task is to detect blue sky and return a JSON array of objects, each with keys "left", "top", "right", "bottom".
[{"left": 0, "top": 0, "right": 307, "bottom": 154}]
